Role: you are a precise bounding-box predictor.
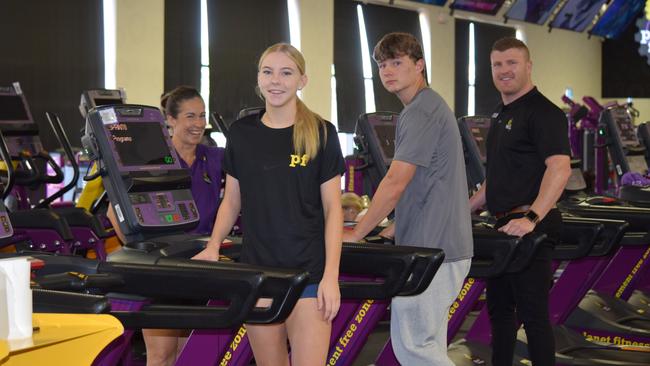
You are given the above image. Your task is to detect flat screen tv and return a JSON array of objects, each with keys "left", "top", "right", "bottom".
[
  {"left": 450, "top": 0, "right": 506, "bottom": 15},
  {"left": 590, "top": 0, "right": 644, "bottom": 39},
  {"left": 550, "top": 0, "right": 607, "bottom": 32},
  {"left": 505, "top": 0, "right": 562, "bottom": 25}
]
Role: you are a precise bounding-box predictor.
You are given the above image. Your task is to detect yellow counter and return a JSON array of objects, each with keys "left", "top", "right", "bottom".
[{"left": 0, "top": 313, "right": 123, "bottom": 365}]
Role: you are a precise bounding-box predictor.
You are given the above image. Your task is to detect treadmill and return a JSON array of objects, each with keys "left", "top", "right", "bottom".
[
  {"left": 350, "top": 112, "right": 580, "bottom": 366},
  {"left": 80, "top": 104, "right": 446, "bottom": 365},
  {"left": 0, "top": 129, "right": 16, "bottom": 247},
  {"left": 0, "top": 98, "right": 305, "bottom": 363},
  {"left": 77, "top": 89, "right": 126, "bottom": 215},
  {"left": 0, "top": 83, "right": 111, "bottom": 256},
  {"left": 452, "top": 115, "right": 650, "bottom": 365},
  {"left": 600, "top": 105, "right": 650, "bottom": 203},
  {"left": 591, "top": 107, "right": 650, "bottom": 302},
  {"left": 462, "top": 113, "right": 650, "bottom": 310}
]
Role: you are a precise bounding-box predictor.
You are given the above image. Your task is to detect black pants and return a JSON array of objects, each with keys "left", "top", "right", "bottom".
[{"left": 486, "top": 209, "right": 561, "bottom": 366}]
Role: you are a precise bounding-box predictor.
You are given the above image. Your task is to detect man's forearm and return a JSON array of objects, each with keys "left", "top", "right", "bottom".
[
  {"left": 352, "top": 176, "right": 403, "bottom": 239},
  {"left": 530, "top": 158, "right": 571, "bottom": 220},
  {"left": 469, "top": 181, "right": 487, "bottom": 212}
]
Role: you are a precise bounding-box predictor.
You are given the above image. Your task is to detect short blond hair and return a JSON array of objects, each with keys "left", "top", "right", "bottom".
[
  {"left": 341, "top": 192, "right": 363, "bottom": 212},
  {"left": 491, "top": 37, "right": 530, "bottom": 60}
]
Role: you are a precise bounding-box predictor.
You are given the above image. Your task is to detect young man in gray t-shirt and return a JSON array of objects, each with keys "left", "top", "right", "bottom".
[{"left": 343, "top": 32, "right": 472, "bottom": 365}]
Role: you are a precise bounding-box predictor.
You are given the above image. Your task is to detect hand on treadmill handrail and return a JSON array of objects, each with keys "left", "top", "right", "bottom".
[
  {"left": 498, "top": 217, "right": 535, "bottom": 238},
  {"left": 192, "top": 241, "right": 221, "bottom": 261},
  {"left": 378, "top": 223, "right": 395, "bottom": 240},
  {"left": 342, "top": 230, "right": 362, "bottom": 243}
]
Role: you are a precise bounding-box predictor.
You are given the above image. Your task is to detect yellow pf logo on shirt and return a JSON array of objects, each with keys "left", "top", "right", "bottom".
[
  {"left": 289, "top": 154, "right": 310, "bottom": 167},
  {"left": 505, "top": 118, "right": 513, "bottom": 131}
]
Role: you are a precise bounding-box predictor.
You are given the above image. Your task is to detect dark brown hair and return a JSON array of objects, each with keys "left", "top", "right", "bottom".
[
  {"left": 373, "top": 32, "right": 426, "bottom": 80},
  {"left": 491, "top": 37, "right": 530, "bottom": 60},
  {"left": 373, "top": 32, "right": 424, "bottom": 64},
  {"left": 160, "top": 86, "right": 203, "bottom": 118}
]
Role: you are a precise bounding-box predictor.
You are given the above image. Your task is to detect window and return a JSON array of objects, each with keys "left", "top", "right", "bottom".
[{"left": 455, "top": 19, "right": 515, "bottom": 117}]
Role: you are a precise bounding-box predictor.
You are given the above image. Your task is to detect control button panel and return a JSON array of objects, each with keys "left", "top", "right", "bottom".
[
  {"left": 0, "top": 212, "right": 14, "bottom": 238},
  {"left": 129, "top": 190, "right": 199, "bottom": 227}
]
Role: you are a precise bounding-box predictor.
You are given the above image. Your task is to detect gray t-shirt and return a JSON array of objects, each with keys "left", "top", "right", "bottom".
[{"left": 393, "top": 88, "right": 473, "bottom": 262}]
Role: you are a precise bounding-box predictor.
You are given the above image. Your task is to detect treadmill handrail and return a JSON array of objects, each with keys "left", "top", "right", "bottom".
[
  {"left": 505, "top": 232, "right": 548, "bottom": 273},
  {"left": 469, "top": 227, "right": 520, "bottom": 278},
  {"left": 33, "top": 288, "right": 110, "bottom": 314},
  {"left": 0, "top": 130, "right": 15, "bottom": 200},
  {"left": 339, "top": 242, "right": 444, "bottom": 299},
  {"left": 37, "top": 113, "right": 80, "bottom": 208},
  {"left": 33, "top": 251, "right": 311, "bottom": 325},
  {"left": 33, "top": 151, "right": 65, "bottom": 185},
  {"left": 554, "top": 219, "right": 604, "bottom": 260}
]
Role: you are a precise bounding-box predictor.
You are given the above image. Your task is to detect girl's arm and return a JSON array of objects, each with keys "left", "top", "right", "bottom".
[
  {"left": 318, "top": 174, "right": 343, "bottom": 322},
  {"left": 192, "top": 174, "right": 241, "bottom": 261}
]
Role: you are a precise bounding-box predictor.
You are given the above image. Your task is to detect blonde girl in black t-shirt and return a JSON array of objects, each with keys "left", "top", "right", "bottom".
[{"left": 193, "top": 43, "right": 344, "bottom": 366}]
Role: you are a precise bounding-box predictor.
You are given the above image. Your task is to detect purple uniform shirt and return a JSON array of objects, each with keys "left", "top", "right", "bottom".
[{"left": 178, "top": 144, "right": 224, "bottom": 235}]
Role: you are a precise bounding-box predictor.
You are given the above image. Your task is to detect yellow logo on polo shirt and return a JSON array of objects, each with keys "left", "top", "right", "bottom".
[
  {"left": 505, "top": 118, "right": 513, "bottom": 131},
  {"left": 289, "top": 154, "right": 310, "bottom": 167}
]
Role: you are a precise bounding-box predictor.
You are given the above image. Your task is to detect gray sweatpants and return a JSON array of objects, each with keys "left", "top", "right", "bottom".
[{"left": 391, "top": 258, "right": 471, "bottom": 365}]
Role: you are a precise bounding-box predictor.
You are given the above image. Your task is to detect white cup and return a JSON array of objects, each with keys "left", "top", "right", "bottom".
[{"left": 0, "top": 257, "right": 33, "bottom": 340}]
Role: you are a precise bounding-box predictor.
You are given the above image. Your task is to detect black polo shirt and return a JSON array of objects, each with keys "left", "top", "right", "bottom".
[{"left": 485, "top": 87, "right": 570, "bottom": 214}]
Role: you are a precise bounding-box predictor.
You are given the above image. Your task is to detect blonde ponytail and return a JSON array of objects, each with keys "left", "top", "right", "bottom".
[{"left": 294, "top": 99, "right": 326, "bottom": 158}]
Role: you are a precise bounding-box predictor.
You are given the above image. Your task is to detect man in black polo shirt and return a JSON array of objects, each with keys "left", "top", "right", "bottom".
[{"left": 469, "top": 37, "right": 571, "bottom": 365}]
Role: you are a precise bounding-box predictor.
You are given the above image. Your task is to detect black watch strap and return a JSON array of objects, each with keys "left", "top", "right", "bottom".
[{"left": 524, "top": 210, "right": 540, "bottom": 224}]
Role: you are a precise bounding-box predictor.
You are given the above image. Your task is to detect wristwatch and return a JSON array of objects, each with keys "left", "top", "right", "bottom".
[{"left": 523, "top": 210, "right": 540, "bottom": 225}]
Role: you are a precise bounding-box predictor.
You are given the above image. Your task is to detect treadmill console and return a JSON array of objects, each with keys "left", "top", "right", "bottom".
[
  {"left": 458, "top": 116, "right": 490, "bottom": 190},
  {"left": 0, "top": 210, "right": 12, "bottom": 238},
  {"left": 354, "top": 113, "right": 398, "bottom": 190},
  {"left": 463, "top": 116, "right": 490, "bottom": 163},
  {"left": 0, "top": 129, "right": 17, "bottom": 239},
  {"left": 83, "top": 105, "right": 199, "bottom": 242},
  {"left": 636, "top": 122, "right": 650, "bottom": 169},
  {"left": 0, "top": 83, "right": 43, "bottom": 155},
  {"left": 79, "top": 89, "right": 126, "bottom": 118},
  {"left": 458, "top": 115, "right": 586, "bottom": 192},
  {"left": 609, "top": 106, "right": 639, "bottom": 148},
  {"left": 600, "top": 106, "right": 648, "bottom": 179}
]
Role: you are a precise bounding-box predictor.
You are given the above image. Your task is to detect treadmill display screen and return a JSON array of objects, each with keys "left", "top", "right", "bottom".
[
  {"left": 0, "top": 95, "right": 31, "bottom": 122},
  {"left": 373, "top": 125, "right": 396, "bottom": 161},
  {"left": 550, "top": 0, "right": 607, "bottom": 32},
  {"left": 610, "top": 107, "right": 639, "bottom": 148},
  {"left": 93, "top": 98, "right": 124, "bottom": 107},
  {"left": 367, "top": 114, "right": 398, "bottom": 165},
  {"left": 108, "top": 122, "right": 175, "bottom": 167},
  {"left": 451, "top": 0, "right": 505, "bottom": 15},
  {"left": 467, "top": 119, "right": 490, "bottom": 162},
  {"left": 505, "top": 0, "right": 562, "bottom": 25}
]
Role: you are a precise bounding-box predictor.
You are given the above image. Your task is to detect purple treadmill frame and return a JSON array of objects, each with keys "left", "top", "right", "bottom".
[
  {"left": 93, "top": 297, "right": 149, "bottom": 366},
  {"left": 176, "top": 277, "right": 397, "bottom": 366},
  {"left": 376, "top": 243, "right": 650, "bottom": 364},
  {"left": 592, "top": 245, "right": 650, "bottom": 300}
]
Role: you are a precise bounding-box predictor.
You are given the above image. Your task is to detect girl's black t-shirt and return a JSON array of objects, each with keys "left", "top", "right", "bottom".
[{"left": 224, "top": 110, "right": 345, "bottom": 284}]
